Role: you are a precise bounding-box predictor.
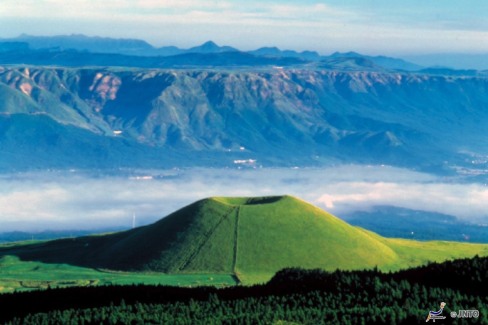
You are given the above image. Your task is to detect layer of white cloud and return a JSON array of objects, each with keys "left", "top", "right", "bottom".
[{"left": 0, "top": 166, "right": 487, "bottom": 232}]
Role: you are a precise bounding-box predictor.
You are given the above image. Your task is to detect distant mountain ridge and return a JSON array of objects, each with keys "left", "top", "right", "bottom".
[
  {"left": 0, "top": 34, "right": 421, "bottom": 71},
  {"left": 7, "top": 34, "right": 163, "bottom": 56},
  {"left": 186, "top": 40, "right": 238, "bottom": 54},
  {"left": 343, "top": 206, "right": 488, "bottom": 243},
  {"left": 0, "top": 44, "right": 306, "bottom": 69},
  {"left": 5, "top": 34, "right": 488, "bottom": 70},
  {"left": 330, "top": 51, "right": 422, "bottom": 71},
  {"left": 248, "top": 46, "right": 321, "bottom": 61}
]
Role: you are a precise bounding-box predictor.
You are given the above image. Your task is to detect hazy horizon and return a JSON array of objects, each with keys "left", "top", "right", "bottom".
[{"left": 1, "top": 1, "right": 488, "bottom": 57}]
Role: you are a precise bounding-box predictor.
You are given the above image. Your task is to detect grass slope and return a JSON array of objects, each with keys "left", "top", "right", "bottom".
[
  {"left": 1, "top": 195, "right": 488, "bottom": 286},
  {"left": 225, "top": 196, "right": 399, "bottom": 283},
  {"left": 0, "top": 198, "right": 240, "bottom": 273}
]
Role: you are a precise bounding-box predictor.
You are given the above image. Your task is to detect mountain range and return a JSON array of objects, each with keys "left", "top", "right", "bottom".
[
  {"left": 1, "top": 63, "right": 488, "bottom": 172},
  {"left": 1, "top": 34, "right": 488, "bottom": 173},
  {"left": 6, "top": 34, "right": 241, "bottom": 57},
  {"left": 0, "top": 34, "right": 424, "bottom": 71},
  {"left": 5, "top": 34, "right": 488, "bottom": 71}
]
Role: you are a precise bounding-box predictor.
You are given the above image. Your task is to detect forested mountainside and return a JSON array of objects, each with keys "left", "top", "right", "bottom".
[{"left": 1, "top": 66, "right": 488, "bottom": 171}]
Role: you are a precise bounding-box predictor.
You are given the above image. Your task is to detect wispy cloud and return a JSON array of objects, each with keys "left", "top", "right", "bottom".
[
  {"left": 2, "top": 1, "right": 487, "bottom": 54},
  {"left": 316, "top": 181, "right": 488, "bottom": 218},
  {"left": 0, "top": 1, "right": 352, "bottom": 30}
]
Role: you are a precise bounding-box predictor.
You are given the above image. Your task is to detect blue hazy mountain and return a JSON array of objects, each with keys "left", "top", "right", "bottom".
[
  {"left": 249, "top": 47, "right": 321, "bottom": 61},
  {"left": 0, "top": 227, "right": 127, "bottom": 243},
  {"left": 0, "top": 45, "right": 305, "bottom": 68},
  {"left": 0, "top": 41, "right": 29, "bottom": 52},
  {"left": 5, "top": 35, "right": 238, "bottom": 57},
  {"left": 342, "top": 206, "right": 488, "bottom": 243},
  {"left": 10, "top": 34, "right": 157, "bottom": 56},
  {"left": 186, "top": 40, "right": 238, "bottom": 54},
  {"left": 1, "top": 34, "right": 422, "bottom": 70},
  {"left": 330, "top": 52, "right": 422, "bottom": 71},
  {"left": 318, "top": 56, "right": 387, "bottom": 71}
]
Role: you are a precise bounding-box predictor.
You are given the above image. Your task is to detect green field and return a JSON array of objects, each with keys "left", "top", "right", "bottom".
[
  {"left": 1, "top": 195, "right": 488, "bottom": 290},
  {"left": 0, "top": 256, "right": 236, "bottom": 293}
]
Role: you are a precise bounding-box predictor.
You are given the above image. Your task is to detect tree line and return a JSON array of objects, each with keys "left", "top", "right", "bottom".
[{"left": 1, "top": 255, "right": 487, "bottom": 324}]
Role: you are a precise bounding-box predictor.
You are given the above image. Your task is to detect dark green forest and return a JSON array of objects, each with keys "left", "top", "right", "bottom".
[{"left": 1, "top": 256, "right": 487, "bottom": 324}]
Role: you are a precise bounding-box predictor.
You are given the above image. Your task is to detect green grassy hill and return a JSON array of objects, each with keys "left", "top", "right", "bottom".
[{"left": 1, "top": 195, "right": 488, "bottom": 284}]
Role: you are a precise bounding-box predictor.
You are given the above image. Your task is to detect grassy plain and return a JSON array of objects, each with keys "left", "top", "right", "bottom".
[{"left": 0, "top": 256, "right": 236, "bottom": 293}]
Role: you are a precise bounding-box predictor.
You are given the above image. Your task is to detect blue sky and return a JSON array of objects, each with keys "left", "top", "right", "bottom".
[{"left": 0, "top": 0, "right": 487, "bottom": 55}]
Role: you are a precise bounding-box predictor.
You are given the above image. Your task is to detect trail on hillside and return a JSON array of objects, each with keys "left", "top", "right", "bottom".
[
  {"left": 177, "top": 206, "right": 237, "bottom": 271},
  {"left": 232, "top": 206, "right": 241, "bottom": 278}
]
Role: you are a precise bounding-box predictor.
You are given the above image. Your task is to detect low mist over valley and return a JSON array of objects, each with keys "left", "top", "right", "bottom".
[{"left": 1, "top": 166, "right": 487, "bottom": 235}]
